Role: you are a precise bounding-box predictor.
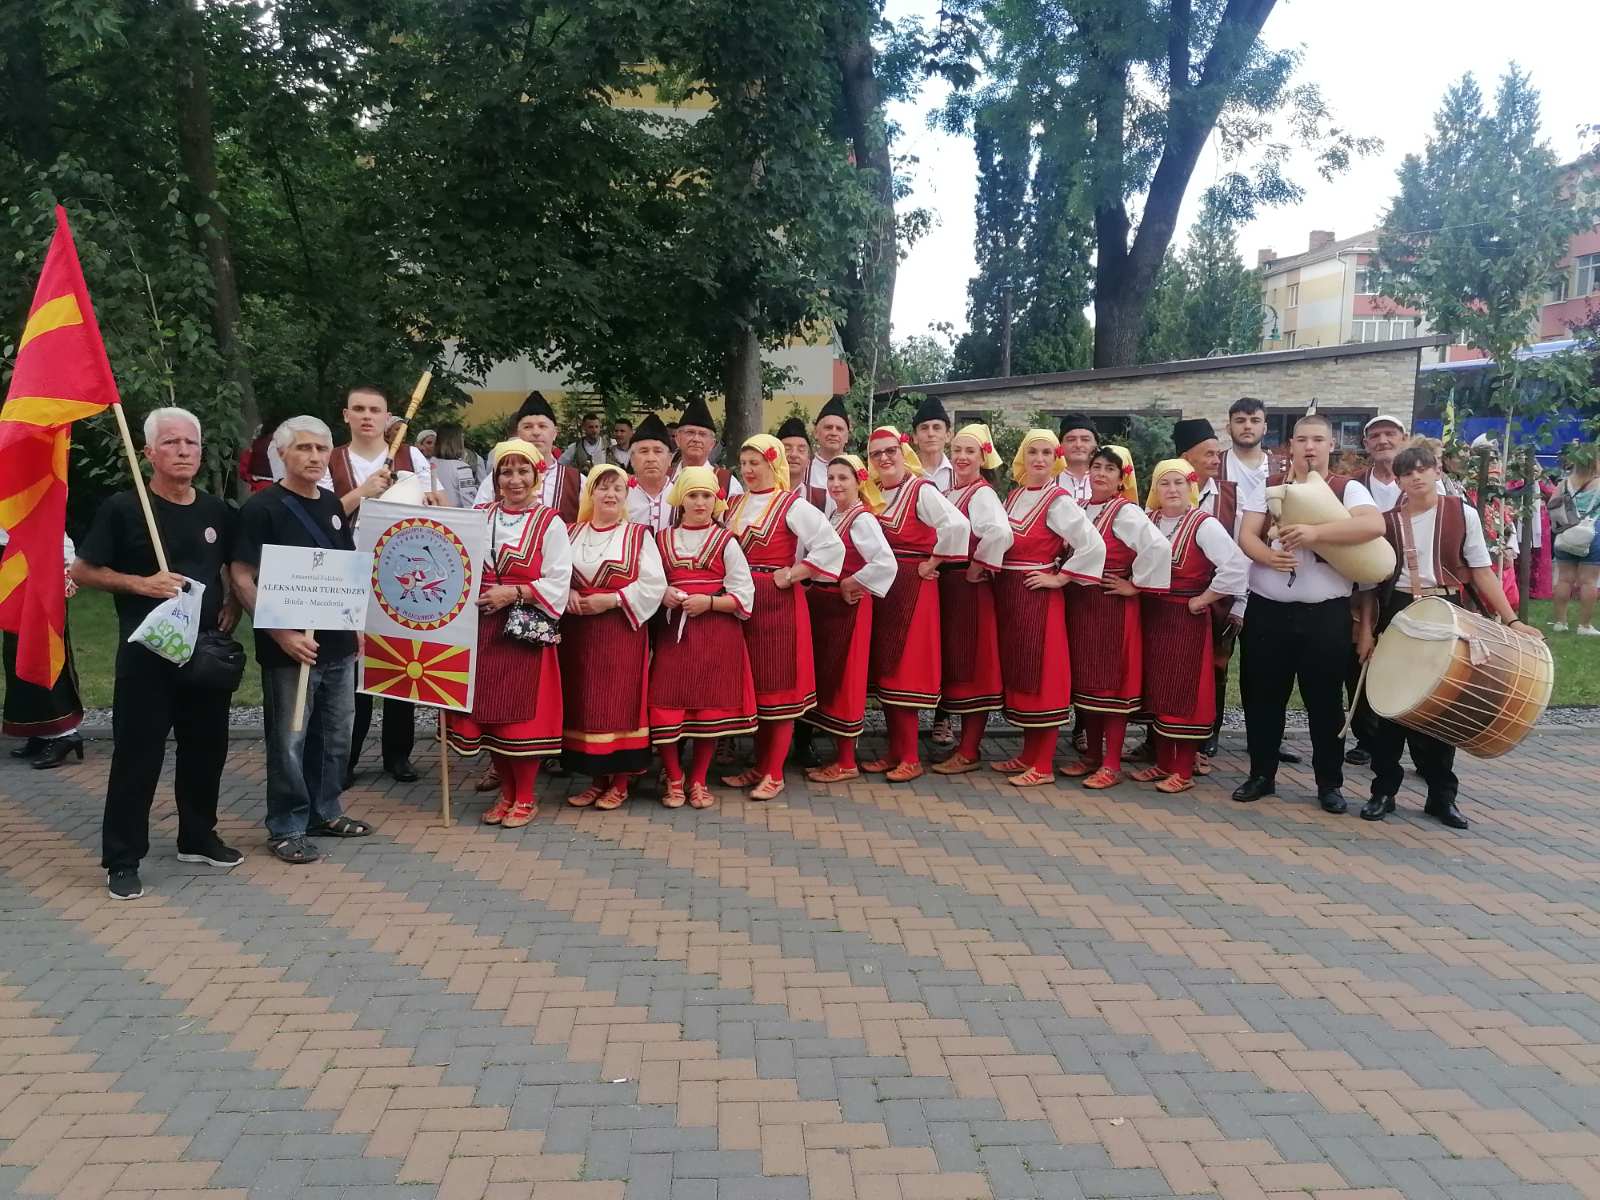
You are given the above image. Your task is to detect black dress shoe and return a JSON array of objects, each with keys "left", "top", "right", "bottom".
[
  {"left": 1232, "top": 775, "right": 1275, "bottom": 803},
  {"left": 1318, "top": 787, "right": 1348, "bottom": 815},
  {"left": 1344, "top": 746, "right": 1371, "bottom": 766},
  {"left": 31, "top": 735, "right": 83, "bottom": 770},
  {"left": 1360, "top": 794, "right": 1396, "bottom": 822},
  {"left": 1277, "top": 748, "right": 1302, "bottom": 765},
  {"left": 386, "top": 759, "right": 420, "bottom": 783},
  {"left": 1201, "top": 735, "right": 1219, "bottom": 758},
  {"left": 1426, "top": 800, "right": 1469, "bottom": 830},
  {"left": 9, "top": 737, "right": 45, "bottom": 759}
]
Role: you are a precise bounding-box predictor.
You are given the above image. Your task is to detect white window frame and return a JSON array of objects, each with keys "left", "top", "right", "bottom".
[
  {"left": 1286, "top": 283, "right": 1300, "bottom": 308},
  {"left": 1577, "top": 254, "right": 1600, "bottom": 297},
  {"left": 1353, "top": 268, "right": 1376, "bottom": 295}
]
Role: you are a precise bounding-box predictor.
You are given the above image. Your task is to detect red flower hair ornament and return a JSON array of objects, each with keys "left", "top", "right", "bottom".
[
  {"left": 1054, "top": 445, "right": 1066, "bottom": 458},
  {"left": 627, "top": 475, "right": 639, "bottom": 489},
  {"left": 855, "top": 468, "right": 868, "bottom": 482},
  {"left": 763, "top": 446, "right": 778, "bottom": 462},
  {"left": 1186, "top": 471, "right": 1198, "bottom": 483},
  {"left": 981, "top": 442, "right": 993, "bottom": 454},
  {"left": 1122, "top": 464, "right": 1134, "bottom": 477}
]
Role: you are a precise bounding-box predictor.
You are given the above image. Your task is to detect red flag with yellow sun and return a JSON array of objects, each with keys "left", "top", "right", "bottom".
[{"left": 0, "top": 207, "right": 121, "bottom": 687}]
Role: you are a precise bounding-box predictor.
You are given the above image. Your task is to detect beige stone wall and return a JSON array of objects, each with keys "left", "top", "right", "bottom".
[{"left": 939, "top": 347, "right": 1421, "bottom": 434}]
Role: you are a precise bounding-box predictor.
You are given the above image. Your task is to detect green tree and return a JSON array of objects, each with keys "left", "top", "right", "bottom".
[
  {"left": 1140, "top": 194, "right": 1262, "bottom": 361},
  {"left": 934, "top": 0, "right": 1377, "bottom": 367}
]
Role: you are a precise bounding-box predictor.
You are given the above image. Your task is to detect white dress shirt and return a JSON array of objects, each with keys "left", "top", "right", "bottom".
[
  {"left": 322, "top": 445, "right": 435, "bottom": 527},
  {"left": 1243, "top": 477, "right": 1377, "bottom": 603},
  {"left": 1059, "top": 468, "right": 1093, "bottom": 505},
  {"left": 626, "top": 481, "right": 674, "bottom": 533},
  {"left": 920, "top": 454, "right": 953, "bottom": 494}
]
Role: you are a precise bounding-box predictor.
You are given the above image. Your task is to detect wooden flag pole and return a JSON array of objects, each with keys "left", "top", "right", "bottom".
[
  {"left": 290, "top": 631, "right": 314, "bottom": 732},
  {"left": 110, "top": 403, "right": 170, "bottom": 574},
  {"left": 438, "top": 710, "right": 453, "bottom": 826},
  {"left": 386, "top": 371, "right": 433, "bottom": 466}
]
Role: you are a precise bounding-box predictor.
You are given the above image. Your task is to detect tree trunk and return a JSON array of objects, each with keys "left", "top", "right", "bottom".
[
  {"left": 169, "top": 0, "right": 258, "bottom": 471},
  {"left": 999, "top": 286, "right": 1013, "bottom": 378},
  {"left": 2, "top": 9, "right": 57, "bottom": 165},
  {"left": 835, "top": 6, "right": 897, "bottom": 389},
  {"left": 1092, "top": 286, "right": 1148, "bottom": 369},
  {"left": 722, "top": 323, "right": 763, "bottom": 464}
]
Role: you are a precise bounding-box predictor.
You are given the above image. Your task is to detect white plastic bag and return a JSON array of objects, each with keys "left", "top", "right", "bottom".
[{"left": 127, "top": 579, "right": 205, "bottom": 665}]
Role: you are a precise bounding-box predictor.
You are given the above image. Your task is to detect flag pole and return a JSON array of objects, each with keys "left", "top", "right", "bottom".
[
  {"left": 386, "top": 371, "right": 433, "bottom": 466},
  {"left": 438, "top": 710, "right": 453, "bottom": 826},
  {"left": 110, "top": 403, "right": 170, "bottom": 574},
  {"left": 290, "top": 632, "right": 313, "bottom": 732}
]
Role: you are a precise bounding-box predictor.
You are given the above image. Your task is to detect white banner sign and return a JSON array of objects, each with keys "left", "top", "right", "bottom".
[
  {"left": 353, "top": 500, "right": 488, "bottom": 713},
  {"left": 252, "top": 546, "right": 369, "bottom": 632}
]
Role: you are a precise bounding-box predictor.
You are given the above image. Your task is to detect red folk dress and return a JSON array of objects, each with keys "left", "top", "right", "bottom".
[
  {"left": 991, "top": 485, "right": 1107, "bottom": 728},
  {"left": 1067, "top": 498, "right": 1171, "bottom": 716},
  {"left": 805, "top": 503, "right": 897, "bottom": 737},
  {"left": 726, "top": 489, "right": 844, "bottom": 721},
  {"left": 446, "top": 503, "right": 570, "bottom": 758},
  {"left": 648, "top": 525, "right": 758, "bottom": 743},
  {"left": 559, "top": 521, "right": 666, "bottom": 774},
  {"left": 939, "top": 480, "right": 1011, "bottom": 715},
  {"left": 868, "top": 477, "right": 970, "bottom": 709}
]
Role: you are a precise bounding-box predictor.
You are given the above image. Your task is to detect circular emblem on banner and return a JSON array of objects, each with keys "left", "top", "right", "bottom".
[{"left": 371, "top": 518, "right": 473, "bottom": 631}]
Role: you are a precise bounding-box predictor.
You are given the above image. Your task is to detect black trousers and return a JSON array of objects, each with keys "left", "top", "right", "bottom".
[
  {"left": 1241, "top": 595, "right": 1351, "bottom": 787},
  {"left": 1368, "top": 594, "right": 1459, "bottom": 806},
  {"left": 101, "top": 642, "right": 230, "bottom": 871},
  {"left": 350, "top": 691, "right": 415, "bottom": 770}
]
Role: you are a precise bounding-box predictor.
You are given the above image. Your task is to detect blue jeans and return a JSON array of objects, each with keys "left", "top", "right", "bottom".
[{"left": 261, "top": 655, "right": 354, "bottom": 839}]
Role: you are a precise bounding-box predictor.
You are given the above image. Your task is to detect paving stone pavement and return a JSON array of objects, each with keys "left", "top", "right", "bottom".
[{"left": 2, "top": 724, "right": 1599, "bottom": 1200}]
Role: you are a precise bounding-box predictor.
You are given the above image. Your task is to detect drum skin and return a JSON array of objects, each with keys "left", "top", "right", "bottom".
[
  {"left": 1368, "top": 596, "right": 1553, "bottom": 758},
  {"left": 1264, "top": 471, "right": 1396, "bottom": 584}
]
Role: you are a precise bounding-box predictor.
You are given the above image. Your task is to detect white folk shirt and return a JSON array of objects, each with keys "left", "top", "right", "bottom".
[
  {"left": 626, "top": 481, "right": 673, "bottom": 533},
  {"left": 660, "top": 524, "right": 755, "bottom": 619},
  {"left": 1196, "top": 476, "right": 1246, "bottom": 540},
  {"left": 835, "top": 508, "right": 898, "bottom": 598},
  {"left": 952, "top": 483, "right": 1013, "bottom": 570},
  {"left": 1156, "top": 511, "right": 1252, "bottom": 600},
  {"left": 1082, "top": 500, "right": 1173, "bottom": 592},
  {"left": 668, "top": 460, "right": 743, "bottom": 498},
  {"left": 322, "top": 444, "right": 434, "bottom": 527},
  {"left": 1222, "top": 448, "right": 1269, "bottom": 496},
  {"left": 1002, "top": 486, "right": 1107, "bottom": 582},
  {"left": 726, "top": 489, "right": 845, "bottom": 580},
  {"left": 920, "top": 454, "right": 953, "bottom": 494},
  {"left": 1243, "top": 477, "right": 1377, "bottom": 603},
  {"left": 806, "top": 456, "right": 840, "bottom": 515},
  {"left": 876, "top": 479, "right": 971, "bottom": 559},
  {"left": 1394, "top": 504, "right": 1492, "bottom": 591},
  {"left": 567, "top": 522, "right": 666, "bottom": 630},
  {"left": 485, "top": 506, "right": 572, "bottom": 617},
  {"left": 1364, "top": 472, "right": 1447, "bottom": 515},
  {"left": 1059, "top": 468, "right": 1094, "bottom": 506}
]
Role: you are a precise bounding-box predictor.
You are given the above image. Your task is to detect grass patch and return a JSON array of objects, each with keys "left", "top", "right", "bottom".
[{"left": 4, "top": 590, "right": 1595, "bottom": 715}]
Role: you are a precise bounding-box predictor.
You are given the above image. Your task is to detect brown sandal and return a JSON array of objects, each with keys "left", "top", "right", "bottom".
[
  {"left": 1007, "top": 767, "right": 1055, "bottom": 788},
  {"left": 688, "top": 783, "right": 716, "bottom": 809},
  {"left": 886, "top": 761, "right": 924, "bottom": 783},
  {"left": 475, "top": 767, "right": 502, "bottom": 793},
  {"left": 1082, "top": 767, "right": 1122, "bottom": 790},
  {"left": 990, "top": 756, "right": 1028, "bottom": 774},
  {"left": 931, "top": 753, "right": 981, "bottom": 775},
  {"left": 1059, "top": 758, "right": 1100, "bottom": 779},
  {"left": 1129, "top": 765, "right": 1169, "bottom": 784},
  {"left": 721, "top": 768, "right": 761, "bottom": 788},
  {"left": 1156, "top": 774, "right": 1194, "bottom": 794},
  {"left": 805, "top": 762, "right": 860, "bottom": 783},
  {"left": 482, "top": 796, "right": 513, "bottom": 825},
  {"left": 859, "top": 758, "right": 892, "bottom": 774},
  {"left": 595, "top": 784, "right": 629, "bottom": 811},
  {"left": 502, "top": 799, "right": 538, "bottom": 827},
  {"left": 749, "top": 775, "right": 786, "bottom": 801},
  {"left": 567, "top": 785, "right": 605, "bottom": 808},
  {"left": 662, "top": 779, "right": 688, "bottom": 808}
]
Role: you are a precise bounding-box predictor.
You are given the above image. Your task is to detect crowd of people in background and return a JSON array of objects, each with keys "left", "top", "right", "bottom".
[{"left": 1, "top": 383, "right": 1574, "bottom": 903}]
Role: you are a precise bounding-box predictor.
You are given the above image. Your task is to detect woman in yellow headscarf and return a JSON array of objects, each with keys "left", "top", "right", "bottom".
[
  {"left": 1134, "top": 460, "right": 1250, "bottom": 793},
  {"left": 721, "top": 434, "right": 845, "bottom": 800},
  {"left": 929, "top": 424, "right": 1014, "bottom": 774},
  {"left": 446, "top": 439, "right": 571, "bottom": 829},
  {"left": 559, "top": 463, "right": 667, "bottom": 811},
  {"left": 647, "top": 466, "right": 757, "bottom": 810},
  {"left": 988, "top": 430, "right": 1108, "bottom": 787},
  {"left": 801, "top": 455, "right": 898, "bottom": 782},
  {"left": 1059, "top": 447, "right": 1172, "bottom": 790}
]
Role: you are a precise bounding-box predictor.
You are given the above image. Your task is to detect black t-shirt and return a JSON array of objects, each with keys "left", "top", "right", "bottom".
[
  {"left": 235, "top": 484, "right": 358, "bottom": 669},
  {"left": 78, "top": 490, "right": 237, "bottom": 640}
]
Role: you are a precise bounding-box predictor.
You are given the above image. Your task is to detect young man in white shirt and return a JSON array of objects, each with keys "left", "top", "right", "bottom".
[
  {"left": 1056, "top": 413, "right": 1097, "bottom": 504},
  {"left": 1235, "top": 413, "right": 1384, "bottom": 813},
  {"left": 807, "top": 394, "right": 852, "bottom": 513},
  {"left": 1355, "top": 443, "right": 1540, "bottom": 829},
  {"left": 912, "top": 396, "right": 954, "bottom": 493},
  {"left": 1221, "top": 397, "right": 1270, "bottom": 493}
]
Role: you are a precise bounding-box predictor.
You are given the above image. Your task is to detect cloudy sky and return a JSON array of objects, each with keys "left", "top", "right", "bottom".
[{"left": 884, "top": 0, "right": 1596, "bottom": 340}]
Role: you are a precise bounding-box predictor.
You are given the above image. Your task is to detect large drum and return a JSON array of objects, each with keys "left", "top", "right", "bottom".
[{"left": 1367, "top": 596, "right": 1553, "bottom": 758}]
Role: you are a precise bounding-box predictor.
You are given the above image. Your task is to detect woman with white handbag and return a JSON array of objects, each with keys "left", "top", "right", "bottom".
[{"left": 1550, "top": 443, "right": 1600, "bottom": 635}]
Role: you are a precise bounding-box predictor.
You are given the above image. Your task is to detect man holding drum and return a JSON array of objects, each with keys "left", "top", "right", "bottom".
[
  {"left": 1236, "top": 413, "right": 1384, "bottom": 813},
  {"left": 1354, "top": 443, "right": 1540, "bottom": 829}
]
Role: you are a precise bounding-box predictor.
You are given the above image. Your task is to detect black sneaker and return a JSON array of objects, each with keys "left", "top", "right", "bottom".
[
  {"left": 177, "top": 837, "right": 243, "bottom": 868},
  {"left": 108, "top": 868, "right": 144, "bottom": 900}
]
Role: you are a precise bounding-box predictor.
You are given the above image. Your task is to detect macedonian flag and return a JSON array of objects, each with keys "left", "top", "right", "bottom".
[
  {"left": 362, "top": 635, "right": 473, "bottom": 710},
  {"left": 0, "top": 207, "right": 122, "bottom": 687}
]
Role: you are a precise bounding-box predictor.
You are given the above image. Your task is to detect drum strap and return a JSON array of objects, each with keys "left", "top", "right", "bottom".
[{"left": 1396, "top": 492, "right": 1423, "bottom": 601}]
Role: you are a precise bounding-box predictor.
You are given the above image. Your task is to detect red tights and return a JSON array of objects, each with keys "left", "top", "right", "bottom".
[
  {"left": 831, "top": 736, "right": 858, "bottom": 771},
  {"left": 1155, "top": 736, "right": 1197, "bottom": 780},
  {"left": 1020, "top": 727, "right": 1058, "bottom": 773},
  {"left": 661, "top": 739, "right": 717, "bottom": 786},
  {"left": 957, "top": 714, "right": 986, "bottom": 760},
  {"left": 490, "top": 752, "right": 541, "bottom": 806},
  {"left": 885, "top": 706, "right": 921, "bottom": 767},
  {"left": 755, "top": 720, "right": 794, "bottom": 780},
  {"left": 1083, "top": 714, "right": 1129, "bottom": 772}
]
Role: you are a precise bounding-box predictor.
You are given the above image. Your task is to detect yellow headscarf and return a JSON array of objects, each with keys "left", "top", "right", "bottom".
[
  {"left": 866, "top": 426, "right": 923, "bottom": 485},
  {"left": 828, "top": 453, "right": 884, "bottom": 513},
  {"left": 1010, "top": 429, "right": 1064, "bottom": 485},
  {"left": 667, "top": 464, "right": 728, "bottom": 519},
  {"left": 577, "top": 462, "right": 630, "bottom": 525},
  {"left": 953, "top": 423, "right": 1003, "bottom": 471},
  {"left": 741, "top": 433, "right": 789, "bottom": 490},
  {"left": 1104, "top": 445, "right": 1139, "bottom": 504},
  {"left": 488, "top": 439, "right": 546, "bottom": 501},
  {"left": 1144, "top": 458, "right": 1199, "bottom": 511}
]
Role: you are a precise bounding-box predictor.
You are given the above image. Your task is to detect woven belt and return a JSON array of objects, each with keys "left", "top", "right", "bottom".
[{"left": 1410, "top": 585, "right": 1458, "bottom": 599}]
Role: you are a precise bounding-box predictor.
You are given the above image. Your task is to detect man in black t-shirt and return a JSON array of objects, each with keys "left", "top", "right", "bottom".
[
  {"left": 74, "top": 407, "right": 243, "bottom": 901},
  {"left": 230, "top": 415, "right": 373, "bottom": 865}
]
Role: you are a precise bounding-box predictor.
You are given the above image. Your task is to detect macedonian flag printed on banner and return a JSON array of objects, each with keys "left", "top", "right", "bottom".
[{"left": 354, "top": 499, "right": 489, "bottom": 712}]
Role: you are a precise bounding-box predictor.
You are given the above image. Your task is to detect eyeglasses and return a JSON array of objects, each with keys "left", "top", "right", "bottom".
[{"left": 867, "top": 447, "right": 900, "bottom": 460}]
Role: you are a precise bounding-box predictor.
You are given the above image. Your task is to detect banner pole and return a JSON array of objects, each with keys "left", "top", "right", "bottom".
[
  {"left": 290, "top": 633, "right": 312, "bottom": 732},
  {"left": 110, "top": 403, "right": 169, "bottom": 574},
  {"left": 386, "top": 370, "right": 433, "bottom": 466},
  {"left": 438, "top": 709, "right": 452, "bottom": 825}
]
